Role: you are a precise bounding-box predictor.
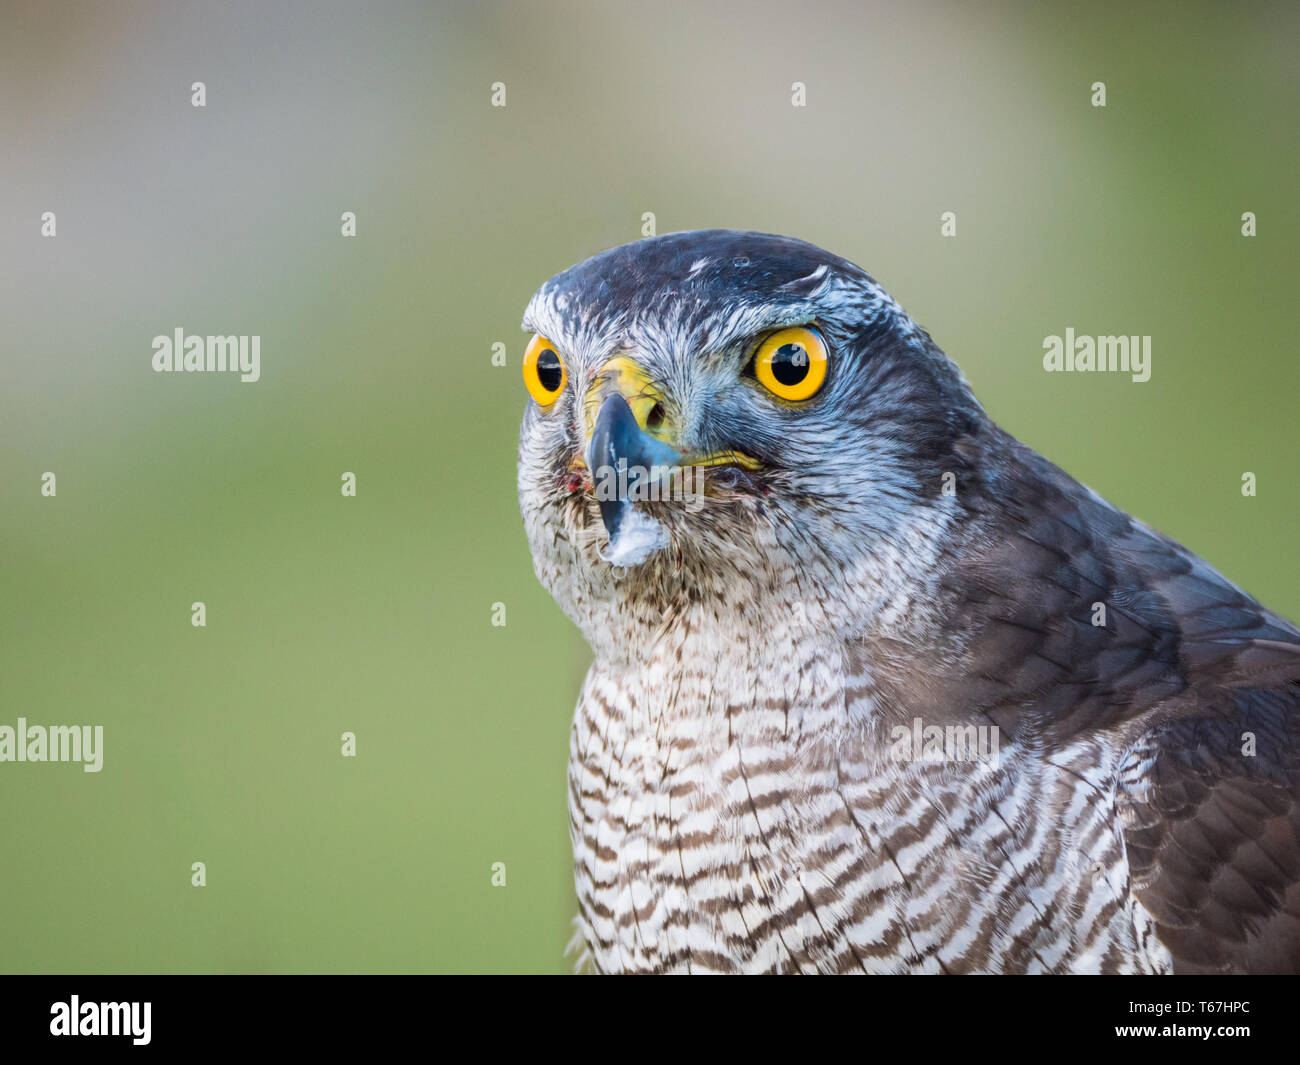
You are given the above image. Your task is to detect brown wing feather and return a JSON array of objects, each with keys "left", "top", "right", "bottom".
[
  {"left": 1118, "top": 670, "right": 1300, "bottom": 973},
  {"left": 905, "top": 432, "right": 1300, "bottom": 971}
]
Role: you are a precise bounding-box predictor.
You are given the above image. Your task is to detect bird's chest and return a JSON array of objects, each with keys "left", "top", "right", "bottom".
[
  {"left": 567, "top": 651, "right": 929, "bottom": 973},
  {"left": 568, "top": 665, "right": 829, "bottom": 973},
  {"left": 568, "top": 655, "right": 1153, "bottom": 974}
]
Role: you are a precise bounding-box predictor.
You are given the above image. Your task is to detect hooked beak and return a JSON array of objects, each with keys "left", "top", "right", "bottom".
[
  {"left": 577, "top": 355, "right": 762, "bottom": 554},
  {"left": 585, "top": 392, "right": 681, "bottom": 544}
]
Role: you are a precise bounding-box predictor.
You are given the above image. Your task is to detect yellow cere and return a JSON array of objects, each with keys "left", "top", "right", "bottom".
[{"left": 582, "top": 355, "right": 667, "bottom": 442}]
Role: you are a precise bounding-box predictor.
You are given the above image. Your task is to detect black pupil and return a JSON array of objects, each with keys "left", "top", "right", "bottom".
[
  {"left": 771, "top": 343, "right": 809, "bottom": 386},
  {"left": 536, "top": 349, "right": 563, "bottom": 392}
]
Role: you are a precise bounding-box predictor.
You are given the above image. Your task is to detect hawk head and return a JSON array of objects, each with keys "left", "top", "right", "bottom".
[{"left": 518, "top": 230, "right": 986, "bottom": 653}]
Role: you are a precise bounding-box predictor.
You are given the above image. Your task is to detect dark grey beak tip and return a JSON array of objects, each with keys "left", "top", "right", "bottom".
[
  {"left": 589, "top": 395, "right": 637, "bottom": 541},
  {"left": 587, "top": 394, "right": 681, "bottom": 543}
]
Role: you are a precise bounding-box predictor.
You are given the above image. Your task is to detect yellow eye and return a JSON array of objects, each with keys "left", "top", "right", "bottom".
[
  {"left": 752, "top": 326, "right": 828, "bottom": 401},
  {"left": 522, "top": 334, "right": 566, "bottom": 406}
]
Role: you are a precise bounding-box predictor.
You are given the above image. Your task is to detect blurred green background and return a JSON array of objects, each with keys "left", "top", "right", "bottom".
[{"left": 1, "top": 0, "right": 1296, "bottom": 972}]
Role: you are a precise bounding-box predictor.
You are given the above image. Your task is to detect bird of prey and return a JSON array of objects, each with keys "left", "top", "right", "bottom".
[{"left": 516, "top": 229, "right": 1300, "bottom": 974}]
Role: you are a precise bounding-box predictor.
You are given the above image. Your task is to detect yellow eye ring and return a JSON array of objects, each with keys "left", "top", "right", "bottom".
[
  {"left": 522, "top": 334, "right": 566, "bottom": 406},
  {"left": 752, "top": 325, "right": 828, "bottom": 401}
]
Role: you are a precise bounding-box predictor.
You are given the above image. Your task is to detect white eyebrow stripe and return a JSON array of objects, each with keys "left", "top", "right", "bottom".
[{"left": 780, "top": 264, "right": 828, "bottom": 288}]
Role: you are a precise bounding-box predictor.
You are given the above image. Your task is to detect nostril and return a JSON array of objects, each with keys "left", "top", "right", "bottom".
[{"left": 646, "top": 403, "right": 667, "bottom": 432}]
